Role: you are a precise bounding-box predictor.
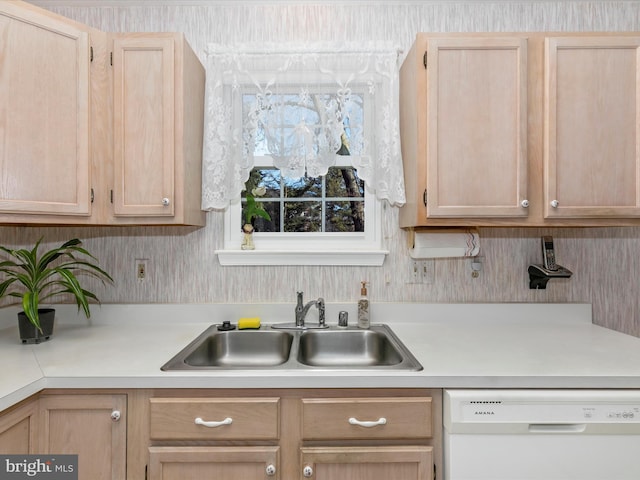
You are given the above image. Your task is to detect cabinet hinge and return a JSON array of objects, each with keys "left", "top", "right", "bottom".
[
  {"left": 90, "top": 46, "right": 93, "bottom": 62},
  {"left": 110, "top": 189, "right": 114, "bottom": 204},
  {"left": 90, "top": 188, "right": 94, "bottom": 204},
  {"left": 423, "top": 189, "right": 428, "bottom": 206},
  {"left": 423, "top": 51, "right": 427, "bottom": 69}
]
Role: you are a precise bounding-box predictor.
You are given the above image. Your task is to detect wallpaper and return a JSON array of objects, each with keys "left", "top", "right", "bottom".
[{"left": 4, "top": 1, "right": 640, "bottom": 337}]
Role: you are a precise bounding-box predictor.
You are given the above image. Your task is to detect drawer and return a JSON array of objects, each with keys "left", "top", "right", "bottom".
[
  {"left": 302, "top": 397, "right": 432, "bottom": 440},
  {"left": 149, "top": 397, "right": 280, "bottom": 440}
]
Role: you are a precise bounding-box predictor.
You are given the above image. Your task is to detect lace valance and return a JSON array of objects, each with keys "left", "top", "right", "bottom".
[{"left": 201, "top": 42, "right": 406, "bottom": 210}]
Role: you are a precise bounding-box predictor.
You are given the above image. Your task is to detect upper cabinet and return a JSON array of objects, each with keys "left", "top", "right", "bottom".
[
  {"left": 544, "top": 36, "right": 640, "bottom": 219},
  {"left": 0, "top": 1, "right": 205, "bottom": 227},
  {"left": 424, "top": 36, "right": 528, "bottom": 219},
  {"left": 400, "top": 32, "right": 640, "bottom": 228},
  {"left": 0, "top": 1, "right": 92, "bottom": 217},
  {"left": 110, "top": 34, "right": 205, "bottom": 226}
]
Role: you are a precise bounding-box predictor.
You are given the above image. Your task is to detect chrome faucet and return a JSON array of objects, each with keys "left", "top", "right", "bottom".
[{"left": 295, "top": 291, "right": 325, "bottom": 328}]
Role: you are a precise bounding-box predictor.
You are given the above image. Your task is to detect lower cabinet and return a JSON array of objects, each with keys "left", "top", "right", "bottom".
[
  {"left": 149, "top": 446, "right": 279, "bottom": 480},
  {"left": 0, "top": 388, "right": 441, "bottom": 480},
  {"left": 147, "top": 397, "right": 281, "bottom": 479},
  {"left": 301, "top": 446, "right": 433, "bottom": 480},
  {"left": 300, "top": 396, "right": 435, "bottom": 480},
  {"left": 0, "top": 395, "right": 39, "bottom": 454},
  {"left": 38, "top": 393, "right": 127, "bottom": 480},
  {"left": 146, "top": 389, "right": 441, "bottom": 480}
]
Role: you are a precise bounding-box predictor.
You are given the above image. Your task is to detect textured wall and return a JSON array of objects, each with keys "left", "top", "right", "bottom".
[{"left": 4, "top": 1, "right": 640, "bottom": 337}]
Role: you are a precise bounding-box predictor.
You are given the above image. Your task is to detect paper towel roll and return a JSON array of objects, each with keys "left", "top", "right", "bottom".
[{"left": 409, "top": 229, "right": 480, "bottom": 259}]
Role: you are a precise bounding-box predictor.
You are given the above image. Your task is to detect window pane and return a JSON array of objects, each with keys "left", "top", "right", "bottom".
[
  {"left": 326, "top": 201, "right": 364, "bottom": 232},
  {"left": 285, "top": 176, "right": 321, "bottom": 198},
  {"left": 253, "top": 203, "right": 280, "bottom": 232},
  {"left": 243, "top": 91, "right": 365, "bottom": 156},
  {"left": 326, "top": 167, "right": 364, "bottom": 197},
  {"left": 243, "top": 168, "right": 281, "bottom": 198},
  {"left": 284, "top": 201, "right": 321, "bottom": 232}
]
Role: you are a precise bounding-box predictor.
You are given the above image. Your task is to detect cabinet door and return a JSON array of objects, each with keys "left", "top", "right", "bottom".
[
  {"left": 0, "top": 397, "right": 38, "bottom": 454},
  {"left": 112, "top": 35, "right": 175, "bottom": 217},
  {"left": 149, "top": 446, "right": 279, "bottom": 480},
  {"left": 545, "top": 36, "right": 640, "bottom": 218},
  {"left": 0, "top": 2, "right": 91, "bottom": 216},
  {"left": 425, "top": 37, "right": 528, "bottom": 217},
  {"left": 301, "top": 446, "right": 433, "bottom": 480},
  {"left": 38, "top": 394, "right": 126, "bottom": 480}
]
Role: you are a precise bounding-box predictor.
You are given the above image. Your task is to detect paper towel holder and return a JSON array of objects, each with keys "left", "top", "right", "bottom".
[{"left": 408, "top": 228, "right": 480, "bottom": 259}]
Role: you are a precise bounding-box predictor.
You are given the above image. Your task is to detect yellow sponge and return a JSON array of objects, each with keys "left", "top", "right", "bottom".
[{"left": 237, "top": 317, "right": 261, "bottom": 329}]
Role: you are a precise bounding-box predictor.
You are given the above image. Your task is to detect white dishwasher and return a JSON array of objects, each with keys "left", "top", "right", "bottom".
[{"left": 444, "top": 389, "right": 640, "bottom": 480}]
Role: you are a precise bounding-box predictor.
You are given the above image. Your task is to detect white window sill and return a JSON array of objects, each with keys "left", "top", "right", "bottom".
[{"left": 215, "top": 249, "right": 388, "bottom": 266}]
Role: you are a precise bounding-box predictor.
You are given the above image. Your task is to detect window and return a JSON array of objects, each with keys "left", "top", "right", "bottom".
[
  {"left": 219, "top": 160, "right": 386, "bottom": 266},
  {"left": 204, "top": 44, "right": 402, "bottom": 265}
]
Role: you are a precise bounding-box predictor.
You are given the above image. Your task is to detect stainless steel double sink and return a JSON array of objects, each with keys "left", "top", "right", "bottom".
[{"left": 161, "top": 324, "right": 422, "bottom": 371}]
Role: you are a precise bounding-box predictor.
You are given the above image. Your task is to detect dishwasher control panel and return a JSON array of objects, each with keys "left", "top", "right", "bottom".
[
  {"left": 457, "top": 402, "right": 640, "bottom": 423},
  {"left": 445, "top": 389, "right": 640, "bottom": 428}
]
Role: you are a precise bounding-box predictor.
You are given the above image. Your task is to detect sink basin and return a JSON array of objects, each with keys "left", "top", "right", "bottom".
[
  {"left": 161, "top": 324, "right": 422, "bottom": 371},
  {"left": 161, "top": 328, "right": 293, "bottom": 370},
  {"left": 297, "top": 329, "right": 403, "bottom": 367}
]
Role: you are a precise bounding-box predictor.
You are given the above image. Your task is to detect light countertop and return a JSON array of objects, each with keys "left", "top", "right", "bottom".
[{"left": 2, "top": 302, "right": 640, "bottom": 410}]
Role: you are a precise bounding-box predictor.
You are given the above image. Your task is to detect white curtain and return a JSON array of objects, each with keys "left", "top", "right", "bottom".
[{"left": 201, "top": 42, "right": 406, "bottom": 210}]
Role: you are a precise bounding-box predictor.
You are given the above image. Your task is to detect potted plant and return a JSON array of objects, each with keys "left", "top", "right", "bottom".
[
  {"left": 241, "top": 186, "right": 271, "bottom": 250},
  {"left": 0, "top": 238, "right": 113, "bottom": 344}
]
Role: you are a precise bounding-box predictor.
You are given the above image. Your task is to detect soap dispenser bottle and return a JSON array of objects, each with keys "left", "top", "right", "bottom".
[{"left": 357, "top": 281, "right": 370, "bottom": 329}]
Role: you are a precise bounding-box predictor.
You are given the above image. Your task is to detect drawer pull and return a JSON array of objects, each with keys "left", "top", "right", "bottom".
[
  {"left": 348, "top": 417, "right": 387, "bottom": 428},
  {"left": 194, "top": 417, "right": 233, "bottom": 428}
]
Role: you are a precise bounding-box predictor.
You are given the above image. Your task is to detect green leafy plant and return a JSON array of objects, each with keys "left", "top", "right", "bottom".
[
  {"left": 244, "top": 186, "right": 271, "bottom": 225},
  {"left": 0, "top": 238, "right": 113, "bottom": 332}
]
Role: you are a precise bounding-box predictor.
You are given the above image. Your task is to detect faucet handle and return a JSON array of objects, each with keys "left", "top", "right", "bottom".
[{"left": 296, "top": 291, "right": 304, "bottom": 307}]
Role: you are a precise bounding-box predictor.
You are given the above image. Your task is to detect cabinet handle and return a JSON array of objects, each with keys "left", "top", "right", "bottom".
[
  {"left": 265, "top": 464, "right": 276, "bottom": 476},
  {"left": 303, "top": 465, "right": 313, "bottom": 477},
  {"left": 550, "top": 199, "right": 559, "bottom": 208},
  {"left": 162, "top": 197, "right": 170, "bottom": 206},
  {"left": 194, "top": 417, "right": 232, "bottom": 428},
  {"left": 110, "top": 410, "right": 121, "bottom": 422},
  {"left": 521, "top": 199, "right": 529, "bottom": 208},
  {"left": 348, "top": 417, "right": 387, "bottom": 428}
]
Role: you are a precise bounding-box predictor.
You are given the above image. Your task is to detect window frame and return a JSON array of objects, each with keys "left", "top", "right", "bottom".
[
  {"left": 217, "top": 157, "right": 387, "bottom": 266},
  {"left": 215, "top": 80, "right": 388, "bottom": 266}
]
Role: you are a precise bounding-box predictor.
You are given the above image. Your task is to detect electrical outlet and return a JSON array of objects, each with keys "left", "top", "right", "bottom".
[
  {"left": 135, "top": 259, "right": 148, "bottom": 282},
  {"left": 408, "top": 260, "right": 435, "bottom": 284},
  {"left": 410, "top": 260, "right": 421, "bottom": 283}
]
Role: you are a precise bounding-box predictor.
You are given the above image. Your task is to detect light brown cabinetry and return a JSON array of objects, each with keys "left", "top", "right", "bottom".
[
  {"left": 148, "top": 397, "right": 281, "bottom": 480},
  {"left": 544, "top": 36, "right": 640, "bottom": 218},
  {"left": 300, "top": 397, "right": 435, "bottom": 480},
  {"left": 0, "top": 1, "right": 205, "bottom": 226},
  {"left": 38, "top": 393, "right": 127, "bottom": 480},
  {"left": 301, "top": 446, "right": 433, "bottom": 480},
  {"left": 0, "top": 1, "right": 92, "bottom": 219},
  {"left": 400, "top": 32, "right": 640, "bottom": 228},
  {"left": 110, "top": 34, "right": 205, "bottom": 226},
  {"left": 0, "top": 388, "right": 441, "bottom": 480},
  {"left": 146, "top": 389, "right": 441, "bottom": 480},
  {"left": 401, "top": 36, "right": 528, "bottom": 222},
  {"left": 0, "top": 395, "right": 38, "bottom": 454}
]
